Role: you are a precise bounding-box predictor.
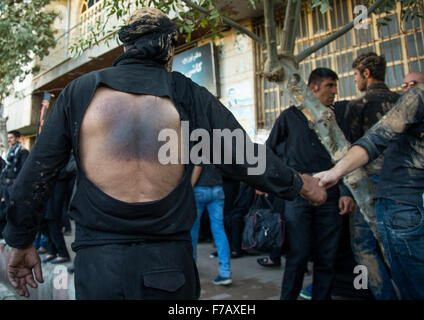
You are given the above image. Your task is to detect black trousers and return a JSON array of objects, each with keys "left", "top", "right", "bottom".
[
  {"left": 280, "top": 195, "right": 343, "bottom": 300},
  {"left": 45, "top": 179, "right": 70, "bottom": 258},
  {"left": 74, "top": 240, "right": 200, "bottom": 300}
]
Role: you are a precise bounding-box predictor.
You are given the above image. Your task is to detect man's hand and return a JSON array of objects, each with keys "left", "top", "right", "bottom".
[
  {"left": 338, "top": 196, "right": 356, "bottom": 215},
  {"left": 299, "top": 174, "right": 327, "bottom": 206},
  {"left": 7, "top": 245, "right": 44, "bottom": 298},
  {"left": 314, "top": 169, "right": 341, "bottom": 189}
]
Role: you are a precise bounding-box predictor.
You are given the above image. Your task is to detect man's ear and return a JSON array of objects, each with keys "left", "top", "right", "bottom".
[
  {"left": 309, "top": 83, "right": 318, "bottom": 93},
  {"left": 363, "top": 68, "right": 371, "bottom": 79}
]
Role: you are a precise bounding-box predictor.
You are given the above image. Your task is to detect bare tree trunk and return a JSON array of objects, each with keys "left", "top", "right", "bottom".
[{"left": 261, "top": 0, "right": 388, "bottom": 265}]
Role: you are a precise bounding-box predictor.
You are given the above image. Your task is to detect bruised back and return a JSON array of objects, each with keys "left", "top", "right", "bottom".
[{"left": 79, "top": 86, "right": 184, "bottom": 203}]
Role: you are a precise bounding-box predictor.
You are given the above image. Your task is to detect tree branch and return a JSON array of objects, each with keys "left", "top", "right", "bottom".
[
  {"left": 263, "top": 0, "right": 280, "bottom": 72},
  {"left": 295, "top": 0, "right": 386, "bottom": 63},
  {"left": 180, "top": 0, "right": 266, "bottom": 45},
  {"left": 282, "top": 0, "right": 302, "bottom": 54}
]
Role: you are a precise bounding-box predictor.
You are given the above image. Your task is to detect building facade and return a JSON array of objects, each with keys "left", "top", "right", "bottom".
[{"left": 3, "top": 0, "right": 424, "bottom": 149}]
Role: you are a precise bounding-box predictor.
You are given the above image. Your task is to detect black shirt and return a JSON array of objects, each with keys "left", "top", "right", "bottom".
[
  {"left": 196, "top": 165, "right": 223, "bottom": 187},
  {"left": 354, "top": 84, "right": 424, "bottom": 206},
  {"left": 267, "top": 105, "right": 350, "bottom": 198},
  {"left": 3, "top": 57, "right": 303, "bottom": 249}
]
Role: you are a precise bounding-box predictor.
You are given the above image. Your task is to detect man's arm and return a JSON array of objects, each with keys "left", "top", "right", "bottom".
[
  {"left": 316, "top": 86, "right": 424, "bottom": 188},
  {"left": 3, "top": 89, "right": 72, "bottom": 297},
  {"left": 178, "top": 76, "right": 326, "bottom": 205},
  {"left": 3, "top": 91, "right": 72, "bottom": 249}
]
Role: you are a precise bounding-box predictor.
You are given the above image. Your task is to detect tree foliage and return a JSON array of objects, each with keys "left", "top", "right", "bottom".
[{"left": 0, "top": 0, "right": 57, "bottom": 100}]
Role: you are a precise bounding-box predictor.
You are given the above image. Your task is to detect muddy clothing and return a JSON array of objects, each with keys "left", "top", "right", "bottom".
[
  {"left": 267, "top": 106, "right": 349, "bottom": 198},
  {"left": 344, "top": 83, "right": 399, "bottom": 175},
  {"left": 354, "top": 84, "right": 424, "bottom": 207},
  {"left": 354, "top": 84, "right": 424, "bottom": 299},
  {"left": 2, "top": 57, "right": 303, "bottom": 251}
]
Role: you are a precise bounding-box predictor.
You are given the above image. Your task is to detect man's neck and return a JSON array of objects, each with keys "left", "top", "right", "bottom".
[{"left": 366, "top": 78, "right": 383, "bottom": 89}]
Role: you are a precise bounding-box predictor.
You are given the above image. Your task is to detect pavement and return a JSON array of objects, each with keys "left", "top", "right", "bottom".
[{"left": 0, "top": 222, "right": 313, "bottom": 300}]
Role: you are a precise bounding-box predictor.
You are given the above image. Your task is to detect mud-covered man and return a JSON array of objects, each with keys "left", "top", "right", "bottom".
[
  {"left": 343, "top": 52, "right": 400, "bottom": 299},
  {"left": 317, "top": 83, "right": 424, "bottom": 299},
  {"left": 3, "top": 7, "right": 326, "bottom": 300}
]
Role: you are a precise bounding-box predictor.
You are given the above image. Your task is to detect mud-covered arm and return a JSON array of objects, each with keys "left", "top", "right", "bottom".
[
  {"left": 3, "top": 91, "right": 72, "bottom": 249},
  {"left": 183, "top": 79, "right": 303, "bottom": 200},
  {"left": 353, "top": 86, "right": 424, "bottom": 162}
]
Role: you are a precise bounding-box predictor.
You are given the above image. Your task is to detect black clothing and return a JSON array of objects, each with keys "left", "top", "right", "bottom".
[
  {"left": 267, "top": 105, "right": 345, "bottom": 300},
  {"left": 196, "top": 164, "right": 223, "bottom": 187},
  {"left": 344, "top": 82, "right": 400, "bottom": 175},
  {"left": 224, "top": 182, "right": 254, "bottom": 254},
  {"left": 74, "top": 240, "right": 200, "bottom": 300},
  {"left": 334, "top": 100, "right": 352, "bottom": 142},
  {"left": 1, "top": 144, "right": 29, "bottom": 182},
  {"left": 3, "top": 57, "right": 303, "bottom": 250},
  {"left": 266, "top": 106, "right": 349, "bottom": 198},
  {"left": 354, "top": 85, "right": 424, "bottom": 207},
  {"left": 344, "top": 83, "right": 400, "bottom": 143},
  {"left": 280, "top": 196, "right": 343, "bottom": 300}
]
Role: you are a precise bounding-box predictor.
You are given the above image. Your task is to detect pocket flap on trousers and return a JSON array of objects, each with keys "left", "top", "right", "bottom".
[{"left": 143, "top": 270, "right": 186, "bottom": 292}]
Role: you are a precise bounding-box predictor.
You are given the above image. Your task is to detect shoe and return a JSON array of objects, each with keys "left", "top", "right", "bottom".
[
  {"left": 213, "top": 276, "right": 232, "bottom": 286},
  {"left": 37, "top": 247, "right": 47, "bottom": 254},
  {"left": 50, "top": 257, "right": 71, "bottom": 264},
  {"left": 210, "top": 251, "right": 218, "bottom": 258},
  {"left": 257, "top": 257, "right": 281, "bottom": 267},
  {"left": 299, "top": 283, "right": 313, "bottom": 300},
  {"left": 231, "top": 251, "right": 244, "bottom": 258},
  {"left": 42, "top": 255, "right": 57, "bottom": 263}
]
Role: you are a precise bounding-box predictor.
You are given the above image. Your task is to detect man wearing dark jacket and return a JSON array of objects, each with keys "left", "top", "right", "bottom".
[
  {"left": 0, "top": 131, "right": 29, "bottom": 220},
  {"left": 263, "top": 68, "right": 355, "bottom": 300},
  {"left": 343, "top": 52, "right": 400, "bottom": 299},
  {"left": 3, "top": 7, "right": 326, "bottom": 299}
]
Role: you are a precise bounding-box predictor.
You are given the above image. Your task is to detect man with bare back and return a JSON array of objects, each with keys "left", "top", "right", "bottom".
[{"left": 3, "top": 7, "right": 326, "bottom": 300}]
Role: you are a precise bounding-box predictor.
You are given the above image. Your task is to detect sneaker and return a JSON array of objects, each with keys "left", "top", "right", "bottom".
[
  {"left": 299, "top": 283, "right": 313, "bottom": 300},
  {"left": 213, "top": 276, "right": 232, "bottom": 286}
]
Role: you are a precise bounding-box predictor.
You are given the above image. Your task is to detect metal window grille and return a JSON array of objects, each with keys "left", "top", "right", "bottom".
[{"left": 254, "top": 0, "right": 424, "bottom": 130}]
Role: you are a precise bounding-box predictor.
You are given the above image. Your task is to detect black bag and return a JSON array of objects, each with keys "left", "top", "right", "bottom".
[{"left": 241, "top": 195, "right": 285, "bottom": 253}]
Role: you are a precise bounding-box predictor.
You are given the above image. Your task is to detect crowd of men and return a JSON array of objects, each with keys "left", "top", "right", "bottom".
[{"left": 0, "top": 7, "right": 423, "bottom": 300}]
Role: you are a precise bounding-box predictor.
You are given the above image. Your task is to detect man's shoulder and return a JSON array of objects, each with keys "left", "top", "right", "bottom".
[
  {"left": 365, "top": 84, "right": 400, "bottom": 103},
  {"left": 19, "top": 148, "right": 29, "bottom": 155}
]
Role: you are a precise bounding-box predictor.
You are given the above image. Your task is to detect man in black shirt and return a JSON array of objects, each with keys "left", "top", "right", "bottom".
[
  {"left": 265, "top": 68, "right": 355, "bottom": 300},
  {"left": 343, "top": 52, "right": 399, "bottom": 299},
  {"left": 4, "top": 7, "right": 326, "bottom": 299},
  {"left": 0, "top": 131, "right": 29, "bottom": 215}
]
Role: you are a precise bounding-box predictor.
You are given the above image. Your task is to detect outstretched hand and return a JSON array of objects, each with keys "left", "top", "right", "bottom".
[
  {"left": 7, "top": 245, "right": 44, "bottom": 298},
  {"left": 314, "top": 169, "right": 341, "bottom": 189},
  {"left": 299, "top": 174, "right": 327, "bottom": 206}
]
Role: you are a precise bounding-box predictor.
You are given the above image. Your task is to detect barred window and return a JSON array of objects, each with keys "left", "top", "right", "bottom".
[{"left": 254, "top": 0, "right": 424, "bottom": 130}]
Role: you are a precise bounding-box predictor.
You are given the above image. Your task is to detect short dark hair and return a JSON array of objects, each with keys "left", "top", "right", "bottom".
[
  {"left": 8, "top": 130, "right": 21, "bottom": 138},
  {"left": 352, "top": 52, "right": 386, "bottom": 81},
  {"left": 308, "top": 68, "right": 338, "bottom": 88}
]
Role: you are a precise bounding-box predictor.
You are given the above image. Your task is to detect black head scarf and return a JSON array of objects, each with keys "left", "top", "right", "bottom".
[{"left": 114, "top": 7, "right": 178, "bottom": 68}]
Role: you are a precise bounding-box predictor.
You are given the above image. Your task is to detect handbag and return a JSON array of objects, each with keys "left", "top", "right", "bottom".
[{"left": 241, "top": 195, "right": 285, "bottom": 253}]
